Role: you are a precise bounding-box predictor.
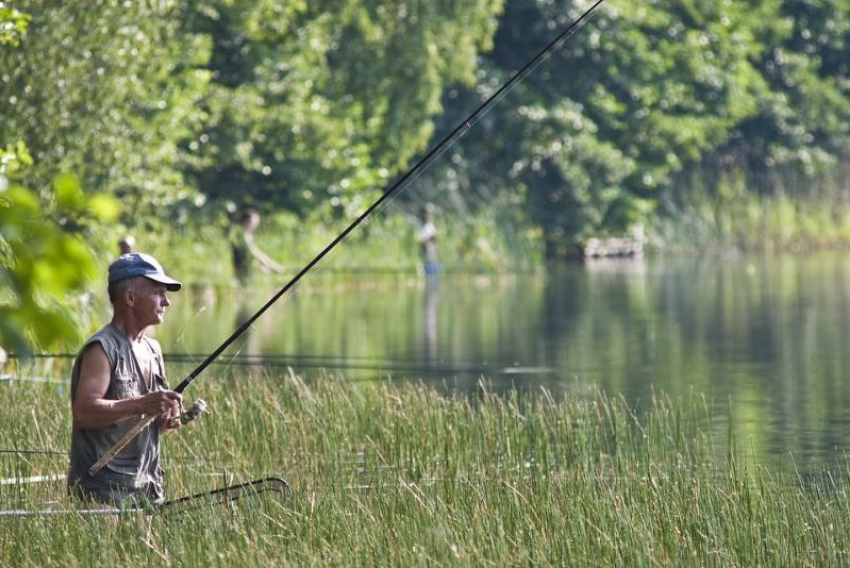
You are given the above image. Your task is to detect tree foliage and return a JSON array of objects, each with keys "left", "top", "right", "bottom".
[
  {"left": 718, "top": 0, "right": 850, "bottom": 178},
  {"left": 0, "top": 146, "right": 119, "bottom": 356},
  {"left": 1, "top": 0, "right": 850, "bottom": 357},
  {"left": 0, "top": 1, "right": 211, "bottom": 212},
  {"left": 419, "top": 0, "right": 850, "bottom": 256},
  {"left": 0, "top": 6, "right": 119, "bottom": 355},
  {"left": 186, "top": 0, "right": 504, "bottom": 219},
  {"left": 0, "top": 2, "right": 28, "bottom": 46},
  {"left": 5, "top": 0, "right": 846, "bottom": 258}
]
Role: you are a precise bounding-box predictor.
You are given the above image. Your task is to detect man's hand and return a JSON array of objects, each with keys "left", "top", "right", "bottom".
[
  {"left": 159, "top": 401, "right": 183, "bottom": 432},
  {"left": 73, "top": 343, "right": 185, "bottom": 431},
  {"left": 138, "top": 390, "right": 183, "bottom": 432},
  {"left": 138, "top": 390, "right": 182, "bottom": 417}
]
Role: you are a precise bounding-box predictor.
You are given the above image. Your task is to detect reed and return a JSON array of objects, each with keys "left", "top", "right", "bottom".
[
  {"left": 136, "top": 208, "right": 540, "bottom": 290},
  {"left": 1, "top": 373, "right": 849, "bottom": 565},
  {"left": 651, "top": 167, "right": 850, "bottom": 254}
]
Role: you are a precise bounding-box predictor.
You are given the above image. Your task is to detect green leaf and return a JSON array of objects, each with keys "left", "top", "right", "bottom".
[
  {"left": 87, "top": 194, "right": 121, "bottom": 222},
  {"left": 53, "top": 173, "right": 84, "bottom": 211}
]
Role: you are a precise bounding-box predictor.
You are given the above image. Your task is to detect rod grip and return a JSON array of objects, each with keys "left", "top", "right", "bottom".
[{"left": 87, "top": 414, "right": 156, "bottom": 476}]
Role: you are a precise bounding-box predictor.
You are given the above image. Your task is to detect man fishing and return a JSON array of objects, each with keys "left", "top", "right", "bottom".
[
  {"left": 230, "top": 207, "right": 284, "bottom": 286},
  {"left": 60, "top": 1, "right": 607, "bottom": 500},
  {"left": 67, "top": 253, "right": 183, "bottom": 506}
]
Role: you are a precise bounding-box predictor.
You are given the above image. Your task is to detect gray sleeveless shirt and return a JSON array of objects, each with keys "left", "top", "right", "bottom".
[{"left": 67, "top": 323, "right": 168, "bottom": 504}]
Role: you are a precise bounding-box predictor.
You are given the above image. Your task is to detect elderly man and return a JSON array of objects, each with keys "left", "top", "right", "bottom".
[{"left": 68, "top": 253, "right": 183, "bottom": 506}]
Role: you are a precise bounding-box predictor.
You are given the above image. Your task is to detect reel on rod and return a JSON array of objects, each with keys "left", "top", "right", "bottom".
[{"left": 180, "top": 399, "right": 208, "bottom": 425}]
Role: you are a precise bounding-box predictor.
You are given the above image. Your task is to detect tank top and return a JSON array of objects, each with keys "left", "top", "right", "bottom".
[{"left": 67, "top": 323, "right": 168, "bottom": 503}]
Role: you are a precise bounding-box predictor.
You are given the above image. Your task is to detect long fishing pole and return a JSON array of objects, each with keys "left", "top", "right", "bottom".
[
  {"left": 178, "top": 0, "right": 605, "bottom": 395},
  {"left": 89, "top": 0, "right": 607, "bottom": 475}
]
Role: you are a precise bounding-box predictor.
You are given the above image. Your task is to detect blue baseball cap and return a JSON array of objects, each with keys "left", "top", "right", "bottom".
[{"left": 108, "top": 253, "right": 182, "bottom": 291}]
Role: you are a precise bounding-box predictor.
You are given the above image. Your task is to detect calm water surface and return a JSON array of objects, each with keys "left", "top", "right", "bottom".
[{"left": 158, "top": 252, "right": 850, "bottom": 470}]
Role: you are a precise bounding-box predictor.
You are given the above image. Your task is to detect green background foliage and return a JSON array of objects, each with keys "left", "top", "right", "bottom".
[
  {"left": 3, "top": 0, "right": 850, "bottom": 349},
  {"left": 0, "top": 165, "right": 119, "bottom": 356},
  {"left": 422, "top": 0, "right": 850, "bottom": 256},
  {"left": 0, "top": 2, "right": 28, "bottom": 46}
]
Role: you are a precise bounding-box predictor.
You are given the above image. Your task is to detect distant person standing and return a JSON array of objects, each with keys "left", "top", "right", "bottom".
[
  {"left": 230, "top": 208, "right": 284, "bottom": 286},
  {"left": 118, "top": 235, "right": 136, "bottom": 256},
  {"left": 417, "top": 205, "right": 439, "bottom": 277}
]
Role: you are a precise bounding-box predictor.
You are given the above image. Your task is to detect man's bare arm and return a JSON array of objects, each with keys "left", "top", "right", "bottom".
[
  {"left": 246, "top": 233, "right": 284, "bottom": 273},
  {"left": 72, "top": 344, "right": 181, "bottom": 430}
]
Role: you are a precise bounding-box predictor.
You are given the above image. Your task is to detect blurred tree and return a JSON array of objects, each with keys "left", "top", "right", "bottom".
[
  {"left": 0, "top": 6, "right": 120, "bottom": 356},
  {"left": 0, "top": 2, "right": 28, "bottom": 46},
  {"left": 712, "top": 0, "right": 850, "bottom": 183},
  {"left": 4, "top": 0, "right": 850, "bottom": 267},
  {"left": 186, "top": 0, "right": 504, "bottom": 219},
  {"left": 0, "top": 1, "right": 212, "bottom": 213},
  {"left": 0, "top": 165, "right": 120, "bottom": 355},
  {"left": 417, "top": 0, "right": 850, "bottom": 257},
  {"left": 420, "top": 0, "right": 779, "bottom": 257}
]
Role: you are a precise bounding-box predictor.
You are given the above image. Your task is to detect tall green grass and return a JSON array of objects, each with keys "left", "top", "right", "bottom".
[
  {"left": 131, "top": 208, "right": 542, "bottom": 288},
  {"left": 1, "top": 373, "right": 850, "bottom": 565},
  {"left": 651, "top": 167, "right": 850, "bottom": 253}
]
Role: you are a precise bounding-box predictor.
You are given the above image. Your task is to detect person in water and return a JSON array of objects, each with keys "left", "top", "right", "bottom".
[
  {"left": 118, "top": 235, "right": 135, "bottom": 255},
  {"left": 230, "top": 208, "right": 284, "bottom": 286},
  {"left": 67, "top": 253, "right": 183, "bottom": 506},
  {"left": 416, "top": 204, "right": 439, "bottom": 277}
]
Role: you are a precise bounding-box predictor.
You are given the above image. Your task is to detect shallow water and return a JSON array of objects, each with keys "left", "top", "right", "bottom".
[{"left": 44, "top": 252, "right": 850, "bottom": 470}]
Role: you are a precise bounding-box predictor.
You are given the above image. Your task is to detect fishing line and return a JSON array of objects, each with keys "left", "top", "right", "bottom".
[
  {"left": 26, "top": 2, "right": 611, "bottom": 474},
  {"left": 167, "top": 304, "right": 210, "bottom": 357},
  {"left": 2, "top": 354, "right": 556, "bottom": 381},
  {"left": 14, "top": 351, "right": 545, "bottom": 369},
  {"left": 311, "top": 0, "right": 606, "bottom": 264},
  {"left": 177, "top": 0, "right": 609, "bottom": 396},
  {"left": 0, "top": 448, "right": 67, "bottom": 456},
  {"left": 9, "top": 350, "right": 535, "bottom": 368},
  {"left": 162, "top": 351, "right": 521, "bottom": 367},
  {"left": 167, "top": 357, "right": 557, "bottom": 377}
]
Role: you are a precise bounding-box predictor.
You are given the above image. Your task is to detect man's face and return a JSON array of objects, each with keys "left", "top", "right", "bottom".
[
  {"left": 242, "top": 213, "right": 260, "bottom": 231},
  {"left": 132, "top": 278, "right": 171, "bottom": 326}
]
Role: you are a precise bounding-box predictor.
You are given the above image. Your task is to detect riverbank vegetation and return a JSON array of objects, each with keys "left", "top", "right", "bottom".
[
  {"left": 652, "top": 167, "right": 850, "bottom": 253},
  {"left": 2, "top": 375, "right": 850, "bottom": 565},
  {"left": 3, "top": 0, "right": 850, "bottom": 345}
]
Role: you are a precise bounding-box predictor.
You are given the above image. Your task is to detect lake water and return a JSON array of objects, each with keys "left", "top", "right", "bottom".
[{"left": 134, "top": 252, "right": 850, "bottom": 470}]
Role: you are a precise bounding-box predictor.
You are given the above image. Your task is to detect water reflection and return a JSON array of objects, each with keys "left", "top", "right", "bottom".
[
  {"left": 156, "top": 253, "right": 850, "bottom": 470},
  {"left": 423, "top": 277, "right": 439, "bottom": 365},
  {"left": 234, "top": 298, "right": 263, "bottom": 376}
]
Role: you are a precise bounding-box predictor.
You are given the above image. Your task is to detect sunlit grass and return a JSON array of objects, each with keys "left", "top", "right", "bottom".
[
  {"left": 136, "top": 208, "right": 541, "bottom": 290},
  {"left": 651, "top": 171, "right": 850, "bottom": 254},
  {"left": 1, "top": 372, "right": 850, "bottom": 565}
]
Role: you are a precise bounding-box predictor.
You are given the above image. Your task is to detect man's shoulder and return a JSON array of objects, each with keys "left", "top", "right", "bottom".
[
  {"left": 72, "top": 336, "right": 110, "bottom": 377},
  {"left": 80, "top": 325, "right": 118, "bottom": 351},
  {"left": 80, "top": 324, "right": 145, "bottom": 363}
]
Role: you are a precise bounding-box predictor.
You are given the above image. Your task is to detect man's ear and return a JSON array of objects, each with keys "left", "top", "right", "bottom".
[{"left": 123, "top": 287, "right": 135, "bottom": 307}]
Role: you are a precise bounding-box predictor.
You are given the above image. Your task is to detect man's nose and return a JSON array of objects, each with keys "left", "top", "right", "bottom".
[{"left": 162, "top": 294, "right": 170, "bottom": 307}]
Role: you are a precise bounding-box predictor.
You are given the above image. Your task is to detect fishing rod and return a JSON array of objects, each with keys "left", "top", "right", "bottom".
[
  {"left": 89, "top": 0, "right": 607, "bottom": 476},
  {"left": 0, "top": 477, "right": 291, "bottom": 518}
]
